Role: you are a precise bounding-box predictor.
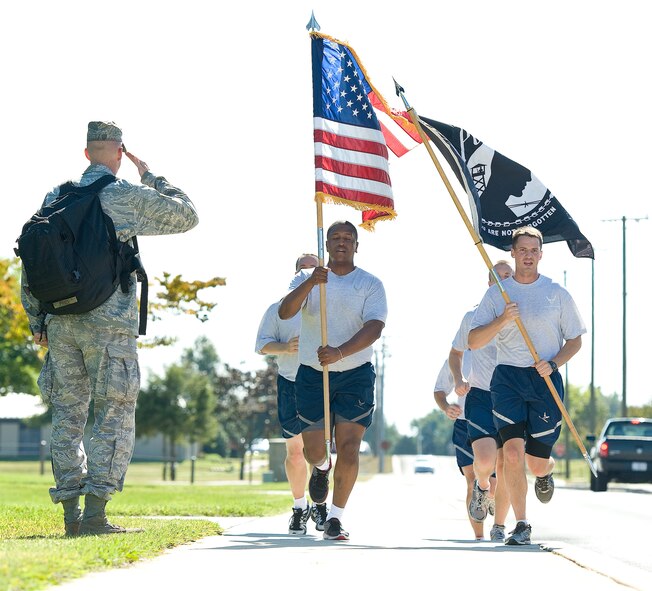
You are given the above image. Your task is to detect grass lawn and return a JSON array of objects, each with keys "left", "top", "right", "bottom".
[
  {"left": 0, "top": 454, "right": 384, "bottom": 591},
  {"left": 0, "top": 460, "right": 290, "bottom": 591}
]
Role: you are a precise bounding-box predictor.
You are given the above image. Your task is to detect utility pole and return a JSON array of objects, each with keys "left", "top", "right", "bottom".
[{"left": 602, "top": 215, "right": 648, "bottom": 416}]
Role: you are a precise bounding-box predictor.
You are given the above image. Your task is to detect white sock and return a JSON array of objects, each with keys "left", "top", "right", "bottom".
[
  {"left": 327, "top": 504, "right": 344, "bottom": 522},
  {"left": 293, "top": 496, "right": 308, "bottom": 510},
  {"left": 517, "top": 520, "right": 529, "bottom": 526},
  {"left": 316, "top": 459, "right": 330, "bottom": 471}
]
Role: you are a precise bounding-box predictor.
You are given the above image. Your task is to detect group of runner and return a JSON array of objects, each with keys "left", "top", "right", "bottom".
[{"left": 256, "top": 223, "right": 585, "bottom": 544}]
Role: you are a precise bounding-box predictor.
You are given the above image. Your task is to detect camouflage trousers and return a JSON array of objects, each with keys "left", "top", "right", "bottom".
[{"left": 39, "top": 317, "right": 140, "bottom": 503}]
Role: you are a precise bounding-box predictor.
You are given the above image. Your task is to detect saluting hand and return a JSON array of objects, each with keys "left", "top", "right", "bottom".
[{"left": 125, "top": 151, "right": 150, "bottom": 178}]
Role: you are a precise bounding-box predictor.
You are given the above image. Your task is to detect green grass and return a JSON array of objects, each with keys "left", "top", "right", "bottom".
[
  {"left": 1, "top": 514, "right": 221, "bottom": 591},
  {"left": 0, "top": 461, "right": 294, "bottom": 591}
]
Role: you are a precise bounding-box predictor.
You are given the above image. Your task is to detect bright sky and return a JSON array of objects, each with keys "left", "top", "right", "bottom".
[{"left": 2, "top": 1, "right": 650, "bottom": 434}]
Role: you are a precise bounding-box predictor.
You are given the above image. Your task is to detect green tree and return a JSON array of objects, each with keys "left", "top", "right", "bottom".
[
  {"left": 141, "top": 273, "right": 225, "bottom": 348},
  {"left": 412, "top": 411, "right": 455, "bottom": 455},
  {"left": 136, "top": 358, "right": 216, "bottom": 480},
  {"left": 180, "top": 337, "right": 279, "bottom": 464},
  {"left": 0, "top": 258, "right": 42, "bottom": 395},
  {"left": 364, "top": 418, "right": 402, "bottom": 454},
  {"left": 564, "top": 383, "right": 620, "bottom": 442},
  {"left": 627, "top": 404, "right": 652, "bottom": 419}
]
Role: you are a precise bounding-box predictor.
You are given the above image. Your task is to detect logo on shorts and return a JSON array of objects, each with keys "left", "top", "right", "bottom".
[{"left": 540, "top": 412, "right": 550, "bottom": 423}]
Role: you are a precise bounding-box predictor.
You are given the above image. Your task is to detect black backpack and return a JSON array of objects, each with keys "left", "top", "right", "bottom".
[{"left": 16, "top": 175, "right": 148, "bottom": 335}]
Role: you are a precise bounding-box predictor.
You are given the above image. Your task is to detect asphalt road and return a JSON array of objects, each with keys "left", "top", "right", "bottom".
[{"left": 396, "top": 454, "right": 652, "bottom": 577}]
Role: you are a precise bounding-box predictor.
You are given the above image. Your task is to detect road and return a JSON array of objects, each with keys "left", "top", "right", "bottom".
[{"left": 395, "top": 455, "right": 652, "bottom": 575}]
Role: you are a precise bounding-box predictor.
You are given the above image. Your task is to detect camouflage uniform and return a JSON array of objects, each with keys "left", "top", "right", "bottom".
[{"left": 22, "top": 162, "right": 198, "bottom": 503}]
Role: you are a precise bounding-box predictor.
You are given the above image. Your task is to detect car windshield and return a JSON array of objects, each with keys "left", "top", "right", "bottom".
[{"left": 606, "top": 422, "right": 652, "bottom": 437}]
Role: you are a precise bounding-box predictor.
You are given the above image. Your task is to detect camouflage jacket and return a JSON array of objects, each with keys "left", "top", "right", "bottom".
[{"left": 21, "top": 163, "right": 199, "bottom": 336}]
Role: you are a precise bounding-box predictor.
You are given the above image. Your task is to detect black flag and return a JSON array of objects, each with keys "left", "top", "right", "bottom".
[{"left": 419, "top": 116, "right": 594, "bottom": 258}]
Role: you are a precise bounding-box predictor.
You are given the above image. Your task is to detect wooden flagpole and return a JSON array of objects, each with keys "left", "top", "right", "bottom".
[
  {"left": 395, "top": 86, "right": 597, "bottom": 477},
  {"left": 316, "top": 199, "right": 332, "bottom": 463}
]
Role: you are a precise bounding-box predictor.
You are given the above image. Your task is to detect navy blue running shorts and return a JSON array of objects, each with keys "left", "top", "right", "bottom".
[
  {"left": 491, "top": 364, "right": 564, "bottom": 456},
  {"left": 453, "top": 419, "right": 474, "bottom": 471},
  {"left": 465, "top": 387, "right": 501, "bottom": 446},
  {"left": 277, "top": 375, "right": 303, "bottom": 439},
  {"left": 295, "top": 363, "right": 376, "bottom": 431}
]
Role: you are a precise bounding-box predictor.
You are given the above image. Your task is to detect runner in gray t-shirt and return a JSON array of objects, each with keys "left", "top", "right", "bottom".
[
  {"left": 468, "top": 227, "right": 585, "bottom": 546},
  {"left": 450, "top": 260, "right": 513, "bottom": 541},
  {"left": 279, "top": 220, "right": 387, "bottom": 541}
]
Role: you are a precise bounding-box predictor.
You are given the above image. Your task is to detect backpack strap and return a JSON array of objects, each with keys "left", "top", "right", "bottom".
[
  {"left": 116, "top": 236, "right": 148, "bottom": 336},
  {"left": 58, "top": 174, "right": 117, "bottom": 198},
  {"left": 132, "top": 236, "right": 148, "bottom": 336}
]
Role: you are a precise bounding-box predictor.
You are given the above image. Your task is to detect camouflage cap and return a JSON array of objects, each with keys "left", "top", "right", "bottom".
[{"left": 87, "top": 121, "right": 122, "bottom": 142}]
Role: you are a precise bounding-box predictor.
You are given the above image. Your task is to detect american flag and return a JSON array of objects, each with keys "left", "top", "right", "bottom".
[{"left": 311, "top": 33, "right": 420, "bottom": 229}]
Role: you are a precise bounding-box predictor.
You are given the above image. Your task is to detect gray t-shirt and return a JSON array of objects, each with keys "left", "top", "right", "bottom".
[
  {"left": 452, "top": 308, "right": 497, "bottom": 391},
  {"left": 471, "top": 274, "right": 586, "bottom": 367},
  {"left": 255, "top": 301, "right": 301, "bottom": 381},
  {"left": 289, "top": 267, "right": 387, "bottom": 372}
]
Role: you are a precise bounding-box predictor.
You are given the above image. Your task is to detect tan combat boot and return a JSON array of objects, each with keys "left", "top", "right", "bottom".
[
  {"left": 79, "top": 494, "right": 128, "bottom": 535},
  {"left": 62, "top": 497, "right": 81, "bottom": 537}
]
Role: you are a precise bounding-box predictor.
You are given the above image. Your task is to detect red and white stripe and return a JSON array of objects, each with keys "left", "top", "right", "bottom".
[
  {"left": 314, "top": 117, "right": 394, "bottom": 209},
  {"left": 368, "top": 91, "right": 422, "bottom": 157}
]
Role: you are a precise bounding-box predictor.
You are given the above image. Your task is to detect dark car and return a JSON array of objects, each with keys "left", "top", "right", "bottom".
[{"left": 587, "top": 417, "right": 652, "bottom": 492}]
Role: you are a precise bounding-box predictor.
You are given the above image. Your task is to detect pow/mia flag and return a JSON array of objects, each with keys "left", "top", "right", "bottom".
[{"left": 419, "top": 116, "right": 594, "bottom": 259}]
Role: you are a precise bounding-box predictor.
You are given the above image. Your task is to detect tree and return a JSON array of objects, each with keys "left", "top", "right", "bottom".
[
  {"left": 412, "top": 411, "right": 455, "bottom": 455},
  {"left": 364, "top": 417, "right": 402, "bottom": 454},
  {"left": 0, "top": 258, "right": 42, "bottom": 395},
  {"left": 627, "top": 404, "right": 652, "bottom": 419},
  {"left": 181, "top": 337, "right": 279, "bottom": 463},
  {"left": 141, "top": 273, "right": 225, "bottom": 348},
  {"left": 136, "top": 355, "right": 216, "bottom": 480}
]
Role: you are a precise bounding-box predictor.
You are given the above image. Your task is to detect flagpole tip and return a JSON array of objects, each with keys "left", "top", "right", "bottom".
[
  {"left": 393, "top": 78, "right": 410, "bottom": 110},
  {"left": 306, "top": 11, "right": 321, "bottom": 32}
]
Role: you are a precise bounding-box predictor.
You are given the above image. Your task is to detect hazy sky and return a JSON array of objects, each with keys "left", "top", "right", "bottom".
[{"left": 2, "top": 0, "right": 650, "bottom": 433}]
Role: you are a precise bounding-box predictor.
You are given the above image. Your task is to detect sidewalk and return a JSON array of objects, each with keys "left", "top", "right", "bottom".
[{"left": 51, "top": 469, "right": 650, "bottom": 591}]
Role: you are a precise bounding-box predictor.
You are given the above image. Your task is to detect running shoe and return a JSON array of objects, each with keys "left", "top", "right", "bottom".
[
  {"left": 468, "top": 480, "right": 490, "bottom": 522},
  {"left": 490, "top": 524, "right": 506, "bottom": 542},
  {"left": 505, "top": 521, "right": 532, "bottom": 545},
  {"left": 534, "top": 473, "right": 555, "bottom": 503},
  {"left": 487, "top": 496, "right": 495, "bottom": 516},
  {"left": 309, "top": 462, "right": 331, "bottom": 504},
  {"left": 323, "top": 518, "right": 349, "bottom": 541},
  {"left": 288, "top": 505, "right": 311, "bottom": 535},
  {"left": 311, "top": 502, "right": 328, "bottom": 532}
]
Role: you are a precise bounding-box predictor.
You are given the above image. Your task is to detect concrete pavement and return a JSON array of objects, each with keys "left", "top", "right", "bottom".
[{"left": 50, "top": 459, "right": 651, "bottom": 591}]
